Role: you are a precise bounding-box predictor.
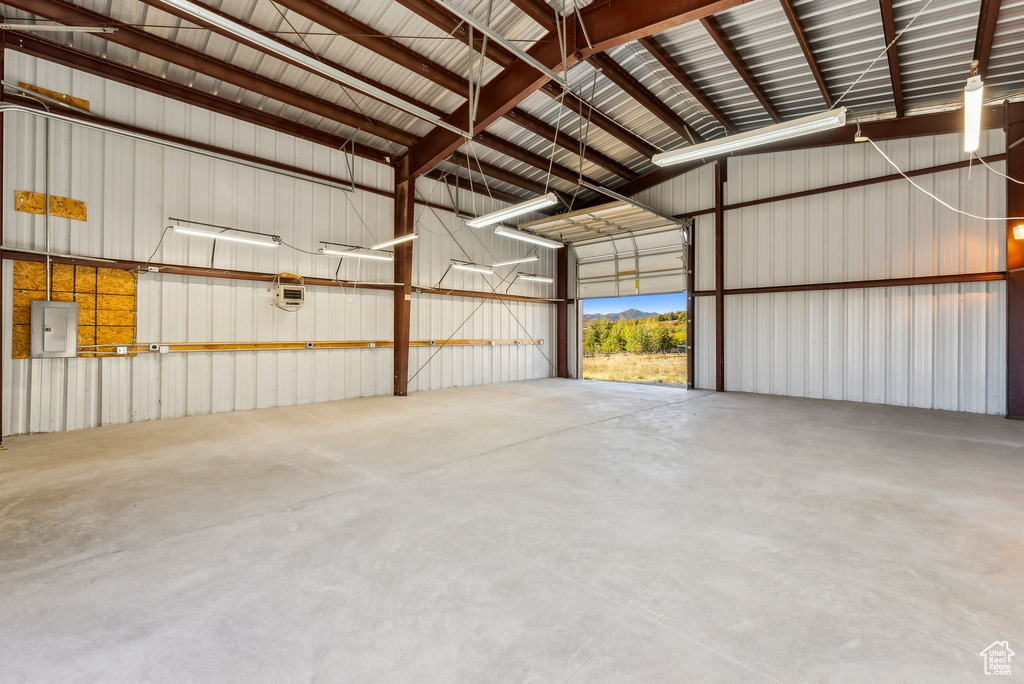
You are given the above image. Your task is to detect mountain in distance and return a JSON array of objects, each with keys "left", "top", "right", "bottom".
[{"left": 583, "top": 308, "right": 659, "bottom": 323}]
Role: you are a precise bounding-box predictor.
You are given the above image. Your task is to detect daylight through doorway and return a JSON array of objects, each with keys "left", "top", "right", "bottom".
[{"left": 581, "top": 293, "right": 687, "bottom": 386}]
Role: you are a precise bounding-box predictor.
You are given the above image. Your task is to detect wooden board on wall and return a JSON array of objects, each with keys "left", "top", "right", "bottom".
[
  {"left": 14, "top": 191, "right": 88, "bottom": 222},
  {"left": 16, "top": 82, "right": 90, "bottom": 111},
  {"left": 10, "top": 260, "right": 136, "bottom": 358}
]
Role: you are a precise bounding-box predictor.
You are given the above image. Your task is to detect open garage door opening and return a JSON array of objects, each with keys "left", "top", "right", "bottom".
[
  {"left": 581, "top": 293, "right": 688, "bottom": 386},
  {"left": 524, "top": 202, "right": 692, "bottom": 389}
]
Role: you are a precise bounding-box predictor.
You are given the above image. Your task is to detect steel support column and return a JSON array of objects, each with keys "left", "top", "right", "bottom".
[
  {"left": 393, "top": 176, "right": 416, "bottom": 396},
  {"left": 1006, "top": 125, "right": 1024, "bottom": 417},
  {"left": 0, "top": 29, "right": 5, "bottom": 448},
  {"left": 714, "top": 160, "right": 725, "bottom": 392},
  {"left": 557, "top": 246, "right": 569, "bottom": 378},
  {"left": 686, "top": 221, "right": 695, "bottom": 390}
]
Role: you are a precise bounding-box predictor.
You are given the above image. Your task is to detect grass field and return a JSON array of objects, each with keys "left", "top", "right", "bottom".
[{"left": 581, "top": 352, "right": 687, "bottom": 384}]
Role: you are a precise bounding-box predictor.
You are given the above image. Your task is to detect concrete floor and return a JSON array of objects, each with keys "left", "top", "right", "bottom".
[{"left": 1, "top": 379, "right": 1022, "bottom": 683}]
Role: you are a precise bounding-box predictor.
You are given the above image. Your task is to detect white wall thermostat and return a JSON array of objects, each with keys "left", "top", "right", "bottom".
[{"left": 273, "top": 274, "right": 305, "bottom": 311}]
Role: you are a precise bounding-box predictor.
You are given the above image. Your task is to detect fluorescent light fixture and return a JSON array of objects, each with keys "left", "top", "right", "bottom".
[
  {"left": 157, "top": 0, "right": 467, "bottom": 137},
  {"left": 466, "top": 193, "right": 559, "bottom": 228},
  {"left": 964, "top": 75, "right": 984, "bottom": 153},
  {"left": 0, "top": 23, "right": 116, "bottom": 33},
  {"left": 653, "top": 108, "right": 848, "bottom": 166},
  {"left": 1014, "top": 225, "right": 1024, "bottom": 241},
  {"left": 451, "top": 261, "right": 494, "bottom": 274},
  {"left": 518, "top": 273, "right": 553, "bottom": 283},
  {"left": 494, "top": 226, "right": 563, "bottom": 249},
  {"left": 320, "top": 247, "right": 393, "bottom": 261},
  {"left": 370, "top": 233, "right": 418, "bottom": 250},
  {"left": 492, "top": 256, "right": 540, "bottom": 267},
  {"left": 174, "top": 226, "right": 278, "bottom": 247}
]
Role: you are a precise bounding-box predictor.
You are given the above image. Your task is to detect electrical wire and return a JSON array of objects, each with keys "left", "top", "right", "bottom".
[
  {"left": 973, "top": 152, "right": 1024, "bottom": 185},
  {"left": 831, "top": 0, "right": 934, "bottom": 110},
  {"left": 864, "top": 137, "right": 1024, "bottom": 221}
]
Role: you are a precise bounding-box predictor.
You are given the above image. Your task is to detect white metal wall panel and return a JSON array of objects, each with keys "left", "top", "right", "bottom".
[
  {"left": 694, "top": 296, "right": 716, "bottom": 391},
  {"left": 2, "top": 53, "right": 554, "bottom": 434},
  {"left": 641, "top": 128, "right": 1008, "bottom": 412},
  {"left": 724, "top": 282, "right": 1005, "bottom": 413}
]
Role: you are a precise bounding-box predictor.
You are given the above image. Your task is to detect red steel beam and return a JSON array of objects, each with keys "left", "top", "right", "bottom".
[
  {"left": 588, "top": 52, "right": 702, "bottom": 143},
  {"left": 691, "top": 271, "right": 1006, "bottom": 297},
  {"left": 393, "top": 0, "right": 659, "bottom": 167},
  {"left": 10, "top": 37, "right": 528, "bottom": 209},
  {"left": 538, "top": 82, "right": 660, "bottom": 160},
  {"left": 399, "top": 0, "right": 746, "bottom": 180},
  {"left": 510, "top": 0, "right": 557, "bottom": 31},
  {"left": 700, "top": 16, "right": 781, "bottom": 122},
  {"left": 424, "top": 168, "right": 525, "bottom": 204},
  {"left": 556, "top": 245, "right": 569, "bottom": 377},
  {"left": 0, "top": 28, "right": 5, "bottom": 446},
  {"left": 11, "top": 0, "right": 419, "bottom": 148},
  {"left": 714, "top": 160, "right": 725, "bottom": 392},
  {"left": 686, "top": 221, "right": 695, "bottom": 389},
  {"left": 676, "top": 154, "right": 1008, "bottom": 219},
  {"left": 973, "top": 0, "right": 1003, "bottom": 79},
  {"left": 610, "top": 103, "right": 1024, "bottom": 197},
  {"left": 273, "top": 0, "right": 469, "bottom": 97},
  {"left": 9, "top": 34, "right": 391, "bottom": 164},
  {"left": 504, "top": 108, "right": 636, "bottom": 179},
  {"left": 778, "top": 0, "right": 833, "bottom": 107},
  {"left": 1006, "top": 122, "right": 1024, "bottom": 417},
  {"left": 638, "top": 36, "right": 737, "bottom": 133},
  {"left": 878, "top": 0, "right": 904, "bottom": 118},
  {"left": 281, "top": 0, "right": 635, "bottom": 180},
  {"left": 393, "top": 177, "right": 415, "bottom": 396},
  {"left": 12, "top": 0, "right": 419, "bottom": 147},
  {"left": 448, "top": 151, "right": 548, "bottom": 195},
  {"left": 394, "top": 0, "right": 510, "bottom": 65},
  {"left": 142, "top": 0, "right": 447, "bottom": 119},
  {"left": 475, "top": 131, "right": 601, "bottom": 187},
  {"left": 143, "top": 0, "right": 588, "bottom": 191}
]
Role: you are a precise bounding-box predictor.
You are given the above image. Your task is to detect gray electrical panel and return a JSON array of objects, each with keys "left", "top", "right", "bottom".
[{"left": 30, "top": 300, "right": 79, "bottom": 358}]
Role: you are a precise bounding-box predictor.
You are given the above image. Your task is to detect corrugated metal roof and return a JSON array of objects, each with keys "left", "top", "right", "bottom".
[
  {"left": 791, "top": 0, "right": 896, "bottom": 116},
  {"left": 894, "top": 0, "right": 979, "bottom": 112},
  {"left": 987, "top": 0, "right": 1024, "bottom": 99},
  {"left": 5, "top": 0, "right": 1024, "bottom": 202},
  {"left": 712, "top": 0, "right": 827, "bottom": 118}
]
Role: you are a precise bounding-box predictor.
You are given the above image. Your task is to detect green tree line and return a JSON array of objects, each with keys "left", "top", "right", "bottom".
[{"left": 583, "top": 313, "right": 686, "bottom": 354}]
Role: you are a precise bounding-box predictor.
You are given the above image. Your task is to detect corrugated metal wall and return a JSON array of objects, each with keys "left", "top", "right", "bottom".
[
  {"left": 642, "top": 130, "right": 1008, "bottom": 413},
  {"left": 2, "top": 53, "right": 554, "bottom": 435}
]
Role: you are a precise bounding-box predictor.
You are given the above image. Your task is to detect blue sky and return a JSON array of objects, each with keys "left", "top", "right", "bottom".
[{"left": 582, "top": 292, "right": 685, "bottom": 315}]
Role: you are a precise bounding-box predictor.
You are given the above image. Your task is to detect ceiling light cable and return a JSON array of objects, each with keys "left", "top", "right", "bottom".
[
  {"left": 831, "top": 0, "right": 933, "bottom": 110},
  {"left": 863, "top": 136, "right": 1024, "bottom": 221},
  {"left": 972, "top": 152, "right": 1024, "bottom": 185}
]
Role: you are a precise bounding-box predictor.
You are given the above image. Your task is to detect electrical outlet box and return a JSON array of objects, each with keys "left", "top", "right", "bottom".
[
  {"left": 30, "top": 301, "right": 78, "bottom": 358},
  {"left": 116, "top": 346, "right": 128, "bottom": 355},
  {"left": 149, "top": 343, "right": 160, "bottom": 351},
  {"left": 159, "top": 345, "right": 170, "bottom": 354}
]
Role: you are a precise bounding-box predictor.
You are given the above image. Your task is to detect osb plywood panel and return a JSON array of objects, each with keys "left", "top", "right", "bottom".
[
  {"left": 10, "top": 260, "right": 136, "bottom": 358},
  {"left": 17, "top": 82, "right": 90, "bottom": 111},
  {"left": 14, "top": 191, "right": 88, "bottom": 221}
]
